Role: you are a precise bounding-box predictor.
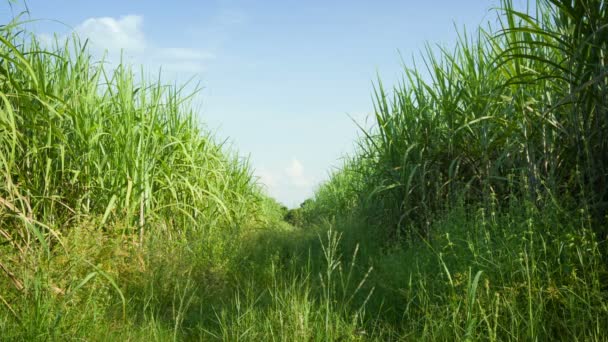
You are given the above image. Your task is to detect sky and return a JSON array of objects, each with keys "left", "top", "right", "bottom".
[{"left": 2, "top": 0, "right": 530, "bottom": 207}]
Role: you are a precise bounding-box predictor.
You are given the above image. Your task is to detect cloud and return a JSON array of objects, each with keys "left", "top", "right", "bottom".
[
  {"left": 41, "top": 15, "right": 215, "bottom": 74},
  {"left": 255, "top": 158, "right": 318, "bottom": 207},
  {"left": 257, "top": 169, "right": 278, "bottom": 190},
  {"left": 75, "top": 15, "right": 146, "bottom": 52},
  {"left": 285, "top": 158, "right": 311, "bottom": 188}
]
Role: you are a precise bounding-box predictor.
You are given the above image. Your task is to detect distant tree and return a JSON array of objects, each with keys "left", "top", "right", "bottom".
[
  {"left": 284, "top": 200, "right": 313, "bottom": 227},
  {"left": 284, "top": 207, "right": 303, "bottom": 227}
]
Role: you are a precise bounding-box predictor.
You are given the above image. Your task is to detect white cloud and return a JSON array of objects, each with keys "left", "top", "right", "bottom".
[
  {"left": 257, "top": 169, "right": 278, "bottom": 190},
  {"left": 255, "top": 158, "right": 318, "bottom": 207},
  {"left": 285, "top": 158, "right": 311, "bottom": 188},
  {"left": 41, "top": 15, "right": 215, "bottom": 74},
  {"left": 76, "top": 15, "right": 146, "bottom": 52}
]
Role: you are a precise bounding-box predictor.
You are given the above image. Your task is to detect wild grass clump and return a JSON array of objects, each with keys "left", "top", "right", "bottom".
[
  {"left": 360, "top": 199, "right": 607, "bottom": 340},
  {"left": 197, "top": 197, "right": 608, "bottom": 340},
  {"left": 0, "top": 7, "right": 278, "bottom": 340},
  {"left": 204, "top": 229, "right": 376, "bottom": 341},
  {"left": 297, "top": 0, "right": 608, "bottom": 340},
  {"left": 0, "top": 13, "right": 265, "bottom": 244},
  {"left": 304, "top": 0, "right": 608, "bottom": 242}
]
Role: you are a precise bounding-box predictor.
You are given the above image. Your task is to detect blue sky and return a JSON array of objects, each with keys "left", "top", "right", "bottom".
[{"left": 5, "top": 0, "right": 529, "bottom": 207}]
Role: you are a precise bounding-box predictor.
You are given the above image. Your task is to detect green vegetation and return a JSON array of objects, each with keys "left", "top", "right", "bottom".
[
  {"left": 299, "top": 0, "right": 608, "bottom": 339},
  {"left": 1, "top": 0, "right": 607, "bottom": 341}
]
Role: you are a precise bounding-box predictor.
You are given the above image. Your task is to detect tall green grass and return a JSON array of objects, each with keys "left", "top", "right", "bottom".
[
  {"left": 0, "top": 13, "right": 266, "bottom": 239},
  {"left": 0, "top": 8, "right": 278, "bottom": 340},
  {"left": 297, "top": 0, "right": 608, "bottom": 339},
  {"left": 304, "top": 0, "right": 607, "bottom": 242}
]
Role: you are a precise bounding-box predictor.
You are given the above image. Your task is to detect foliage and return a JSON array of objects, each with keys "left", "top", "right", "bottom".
[
  {"left": 1, "top": 1, "right": 607, "bottom": 341},
  {"left": 304, "top": 0, "right": 608, "bottom": 243}
]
